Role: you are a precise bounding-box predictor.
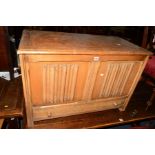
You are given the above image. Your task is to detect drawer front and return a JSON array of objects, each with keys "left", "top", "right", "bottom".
[{"left": 33, "top": 97, "right": 126, "bottom": 121}]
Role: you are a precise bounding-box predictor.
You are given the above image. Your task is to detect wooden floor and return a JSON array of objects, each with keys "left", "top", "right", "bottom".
[{"left": 0, "top": 77, "right": 155, "bottom": 128}]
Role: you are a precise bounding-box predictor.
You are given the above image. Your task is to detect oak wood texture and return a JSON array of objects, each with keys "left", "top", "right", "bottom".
[
  {"left": 0, "top": 77, "right": 24, "bottom": 119},
  {"left": 34, "top": 80, "right": 155, "bottom": 129},
  {"left": 1, "top": 76, "right": 155, "bottom": 128},
  {"left": 33, "top": 97, "right": 126, "bottom": 121},
  {"left": 18, "top": 30, "right": 152, "bottom": 55},
  {"left": 18, "top": 30, "right": 152, "bottom": 128}
]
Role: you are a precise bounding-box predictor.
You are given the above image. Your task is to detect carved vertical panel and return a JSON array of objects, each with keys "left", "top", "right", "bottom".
[
  {"left": 82, "top": 62, "right": 100, "bottom": 100},
  {"left": 99, "top": 62, "right": 135, "bottom": 98},
  {"left": 43, "top": 64, "right": 79, "bottom": 105}
]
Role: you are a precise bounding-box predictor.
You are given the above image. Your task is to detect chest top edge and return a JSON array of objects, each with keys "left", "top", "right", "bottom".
[{"left": 18, "top": 29, "right": 153, "bottom": 56}]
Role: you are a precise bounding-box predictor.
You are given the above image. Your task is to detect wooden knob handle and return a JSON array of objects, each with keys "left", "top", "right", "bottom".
[{"left": 47, "top": 112, "right": 52, "bottom": 118}]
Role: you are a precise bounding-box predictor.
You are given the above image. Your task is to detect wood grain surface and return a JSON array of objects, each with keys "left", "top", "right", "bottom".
[
  {"left": 0, "top": 77, "right": 24, "bottom": 118},
  {"left": 1, "top": 76, "right": 155, "bottom": 128},
  {"left": 18, "top": 30, "right": 152, "bottom": 55},
  {"left": 18, "top": 30, "right": 153, "bottom": 128},
  {"left": 33, "top": 81, "right": 155, "bottom": 129}
]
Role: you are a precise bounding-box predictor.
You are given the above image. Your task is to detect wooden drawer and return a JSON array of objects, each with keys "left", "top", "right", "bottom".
[{"left": 33, "top": 97, "right": 126, "bottom": 121}]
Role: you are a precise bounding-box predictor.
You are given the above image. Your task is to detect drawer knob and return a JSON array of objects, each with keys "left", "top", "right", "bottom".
[
  {"left": 100, "top": 73, "right": 104, "bottom": 76},
  {"left": 47, "top": 112, "right": 52, "bottom": 118}
]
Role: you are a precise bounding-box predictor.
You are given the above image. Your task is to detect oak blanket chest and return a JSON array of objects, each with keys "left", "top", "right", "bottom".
[{"left": 18, "top": 30, "right": 152, "bottom": 128}]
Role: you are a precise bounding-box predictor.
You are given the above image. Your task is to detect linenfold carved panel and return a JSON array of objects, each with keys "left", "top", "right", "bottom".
[
  {"left": 42, "top": 64, "right": 79, "bottom": 105},
  {"left": 99, "top": 62, "right": 135, "bottom": 98}
]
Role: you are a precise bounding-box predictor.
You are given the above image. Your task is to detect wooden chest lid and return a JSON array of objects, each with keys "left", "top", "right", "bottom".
[{"left": 18, "top": 30, "right": 152, "bottom": 55}]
